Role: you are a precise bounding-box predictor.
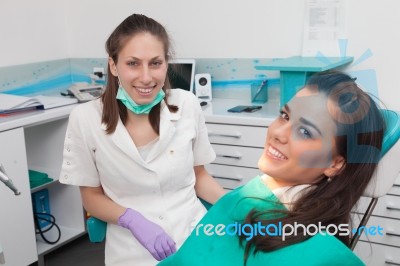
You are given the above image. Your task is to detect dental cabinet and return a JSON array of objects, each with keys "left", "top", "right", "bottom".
[
  {"left": 0, "top": 105, "right": 85, "bottom": 266},
  {"left": 0, "top": 98, "right": 277, "bottom": 265},
  {"left": 202, "top": 98, "right": 278, "bottom": 190},
  {"left": 353, "top": 177, "right": 400, "bottom": 265},
  {"left": 0, "top": 127, "right": 37, "bottom": 266},
  {"left": 0, "top": 97, "right": 398, "bottom": 266}
]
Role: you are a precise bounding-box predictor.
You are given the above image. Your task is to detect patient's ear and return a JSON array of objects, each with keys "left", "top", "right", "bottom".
[{"left": 323, "top": 156, "right": 345, "bottom": 179}]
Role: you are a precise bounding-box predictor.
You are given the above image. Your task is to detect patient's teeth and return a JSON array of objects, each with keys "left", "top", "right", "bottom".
[{"left": 268, "top": 146, "right": 287, "bottom": 159}]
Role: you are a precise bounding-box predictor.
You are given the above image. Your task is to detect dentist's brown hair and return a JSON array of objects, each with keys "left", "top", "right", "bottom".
[{"left": 101, "top": 14, "right": 177, "bottom": 135}]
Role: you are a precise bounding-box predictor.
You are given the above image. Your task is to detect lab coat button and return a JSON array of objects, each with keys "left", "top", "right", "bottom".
[
  {"left": 67, "top": 161, "right": 71, "bottom": 165},
  {"left": 64, "top": 174, "right": 68, "bottom": 179},
  {"left": 159, "top": 215, "right": 164, "bottom": 220},
  {"left": 169, "top": 150, "right": 174, "bottom": 154}
]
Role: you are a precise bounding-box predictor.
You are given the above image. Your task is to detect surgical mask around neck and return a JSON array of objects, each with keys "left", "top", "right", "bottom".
[{"left": 116, "top": 86, "right": 165, "bottom": 114}]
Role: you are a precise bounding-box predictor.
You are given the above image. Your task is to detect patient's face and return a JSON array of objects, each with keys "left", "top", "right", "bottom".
[{"left": 258, "top": 87, "right": 341, "bottom": 187}]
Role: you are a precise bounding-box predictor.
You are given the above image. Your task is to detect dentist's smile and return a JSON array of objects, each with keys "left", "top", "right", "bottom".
[{"left": 134, "top": 85, "right": 157, "bottom": 96}]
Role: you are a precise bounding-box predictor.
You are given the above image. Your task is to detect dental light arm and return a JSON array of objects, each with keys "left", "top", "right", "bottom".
[{"left": 0, "top": 165, "right": 21, "bottom": 196}]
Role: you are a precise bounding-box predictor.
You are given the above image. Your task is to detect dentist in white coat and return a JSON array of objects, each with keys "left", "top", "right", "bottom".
[{"left": 59, "top": 13, "right": 225, "bottom": 266}]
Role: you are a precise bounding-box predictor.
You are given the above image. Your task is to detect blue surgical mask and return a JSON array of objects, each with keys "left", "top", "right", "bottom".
[{"left": 116, "top": 86, "right": 165, "bottom": 114}]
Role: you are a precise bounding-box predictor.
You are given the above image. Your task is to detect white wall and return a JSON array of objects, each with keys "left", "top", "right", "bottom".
[
  {"left": 0, "top": 0, "right": 69, "bottom": 67},
  {"left": 345, "top": 0, "right": 400, "bottom": 111},
  {"left": 63, "top": 0, "right": 400, "bottom": 110},
  {"left": 63, "top": 0, "right": 305, "bottom": 59},
  {"left": 1, "top": 0, "right": 399, "bottom": 110}
]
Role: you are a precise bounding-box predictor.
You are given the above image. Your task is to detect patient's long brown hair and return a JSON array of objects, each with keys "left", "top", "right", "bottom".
[{"left": 241, "top": 71, "right": 385, "bottom": 264}]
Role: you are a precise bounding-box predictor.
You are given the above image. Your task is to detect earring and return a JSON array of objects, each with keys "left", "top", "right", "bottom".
[{"left": 327, "top": 177, "right": 332, "bottom": 182}]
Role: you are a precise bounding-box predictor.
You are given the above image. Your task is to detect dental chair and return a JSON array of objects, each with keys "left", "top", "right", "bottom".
[
  {"left": 86, "top": 199, "right": 212, "bottom": 243},
  {"left": 86, "top": 110, "right": 400, "bottom": 246},
  {"left": 350, "top": 109, "right": 400, "bottom": 250}
]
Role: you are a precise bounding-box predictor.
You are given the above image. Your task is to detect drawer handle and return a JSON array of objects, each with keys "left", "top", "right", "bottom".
[
  {"left": 213, "top": 175, "right": 243, "bottom": 182},
  {"left": 209, "top": 132, "right": 242, "bottom": 139},
  {"left": 386, "top": 204, "right": 400, "bottom": 211},
  {"left": 385, "top": 259, "right": 400, "bottom": 265},
  {"left": 386, "top": 230, "right": 400, "bottom": 237},
  {"left": 216, "top": 154, "right": 242, "bottom": 159}
]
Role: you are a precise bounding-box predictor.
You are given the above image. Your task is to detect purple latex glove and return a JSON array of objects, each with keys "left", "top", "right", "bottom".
[{"left": 118, "top": 208, "right": 176, "bottom": 261}]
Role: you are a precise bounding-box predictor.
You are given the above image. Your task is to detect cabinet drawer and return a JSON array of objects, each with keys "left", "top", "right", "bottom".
[
  {"left": 354, "top": 215, "right": 400, "bottom": 247},
  {"left": 387, "top": 175, "right": 400, "bottom": 196},
  {"left": 395, "top": 175, "right": 400, "bottom": 186},
  {"left": 207, "top": 123, "right": 267, "bottom": 148},
  {"left": 354, "top": 241, "right": 400, "bottom": 266},
  {"left": 388, "top": 184, "right": 400, "bottom": 196},
  {"left": 205, "top": 164, "right": 261, "bottom": 190},
  {"left": 212, "top": 144, "right": 263, "bottom": 168},
  {"left": 354, "top": 195, "right": 400, "bottom": 220}
]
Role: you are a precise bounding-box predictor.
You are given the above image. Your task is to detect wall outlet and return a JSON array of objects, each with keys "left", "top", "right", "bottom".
[{"left": 93, "top": 67, "right": 105, "bottom": 80}]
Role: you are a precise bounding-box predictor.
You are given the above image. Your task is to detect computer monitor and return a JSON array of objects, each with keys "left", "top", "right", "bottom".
[{"left": 167, "top": 59, "right": 196, "bottom": 93}]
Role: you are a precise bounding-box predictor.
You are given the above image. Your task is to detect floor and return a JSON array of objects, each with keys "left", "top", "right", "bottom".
[{"left": 29, "top": 234, "right": 105, "bottom": 266}]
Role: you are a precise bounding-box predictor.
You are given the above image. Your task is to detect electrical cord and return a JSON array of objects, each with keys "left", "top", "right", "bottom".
[{"left": 34, "top": 212, "right": 61, "bottom": 245}]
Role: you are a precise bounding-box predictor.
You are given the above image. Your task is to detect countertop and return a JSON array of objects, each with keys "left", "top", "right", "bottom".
[{"left": 0, "top": 97, "right": 280, "bottom": 132}]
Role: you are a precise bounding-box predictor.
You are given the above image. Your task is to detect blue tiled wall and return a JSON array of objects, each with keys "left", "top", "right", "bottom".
[
  {"left": 0, "top": 58, "right": 280, "bottom": 102},
  {"left": 0, "top": 59, "right": 71, "bottom": 96}
]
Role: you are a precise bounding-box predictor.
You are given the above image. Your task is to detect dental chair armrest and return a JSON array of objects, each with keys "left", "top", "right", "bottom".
[
  {"left": 199, "top": 198, "right": 213, "bottom": 210},
  {"left": 87, "top": 216, "right": 107, "bottom": 243}
]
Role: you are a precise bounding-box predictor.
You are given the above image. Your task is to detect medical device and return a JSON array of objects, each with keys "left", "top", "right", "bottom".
[
  {"left": 68, "top": 83, "right": 105, "bottom": 103},
  {"left": 32, "top": 189, "right": 61, "bottom": 245},
  {"left": 195, "top": 73, "right": 212, "bottom": 102},
  {"left": 167, "top": 59, "right": 196, "bottom": 93},
  {"left": 0, "top": 164, "right": 20, "bottom": 196}
]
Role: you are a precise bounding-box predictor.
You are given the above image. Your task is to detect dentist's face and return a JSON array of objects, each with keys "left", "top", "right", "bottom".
[
  {"left": 258, "top": 87, "right": 341, "bottom": 187},
  {"left": 109, "top": 32, "right": 168, "bottom": 105}
]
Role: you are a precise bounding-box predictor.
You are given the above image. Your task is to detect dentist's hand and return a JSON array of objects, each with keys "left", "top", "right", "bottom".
[{"left": 118, "top": 208, "right": 176, "bottom": 261}]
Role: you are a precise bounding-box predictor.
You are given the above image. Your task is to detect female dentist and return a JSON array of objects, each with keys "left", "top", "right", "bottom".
[{"left": 59, "top": 13, "right": 225, "bottom": 266}]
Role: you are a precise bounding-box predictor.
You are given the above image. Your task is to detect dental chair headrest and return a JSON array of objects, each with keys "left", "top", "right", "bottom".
[
  {"left": 363, "top": 110, "right": 400, "bottom": 198},
  {"left": 381, "top": 110, "right": 400, "bottom": 155}
]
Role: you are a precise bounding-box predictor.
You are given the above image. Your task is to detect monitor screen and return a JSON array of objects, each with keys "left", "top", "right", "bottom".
[{"left": 167, "top": 59, "right": 196, "bottom": 93}]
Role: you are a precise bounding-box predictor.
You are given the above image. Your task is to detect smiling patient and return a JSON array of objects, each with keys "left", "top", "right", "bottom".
[{"left": 158, "top": 70, "right": 385, "bottom": 266}]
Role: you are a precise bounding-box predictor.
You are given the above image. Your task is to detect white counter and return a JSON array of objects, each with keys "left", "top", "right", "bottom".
[
  {"left": 0, "top": 104, "right": 77, "bottom": 132},
  {"left": 202, "top": 98, "right": 279, "bottom": 126},
  {"left": 0, "top": 98, "right": 280, "bottom": 132}
]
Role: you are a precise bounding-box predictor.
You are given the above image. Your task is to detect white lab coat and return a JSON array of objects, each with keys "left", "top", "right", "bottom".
[{"left": 59, "top": 89, "right": 215, "bottom": 265}]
